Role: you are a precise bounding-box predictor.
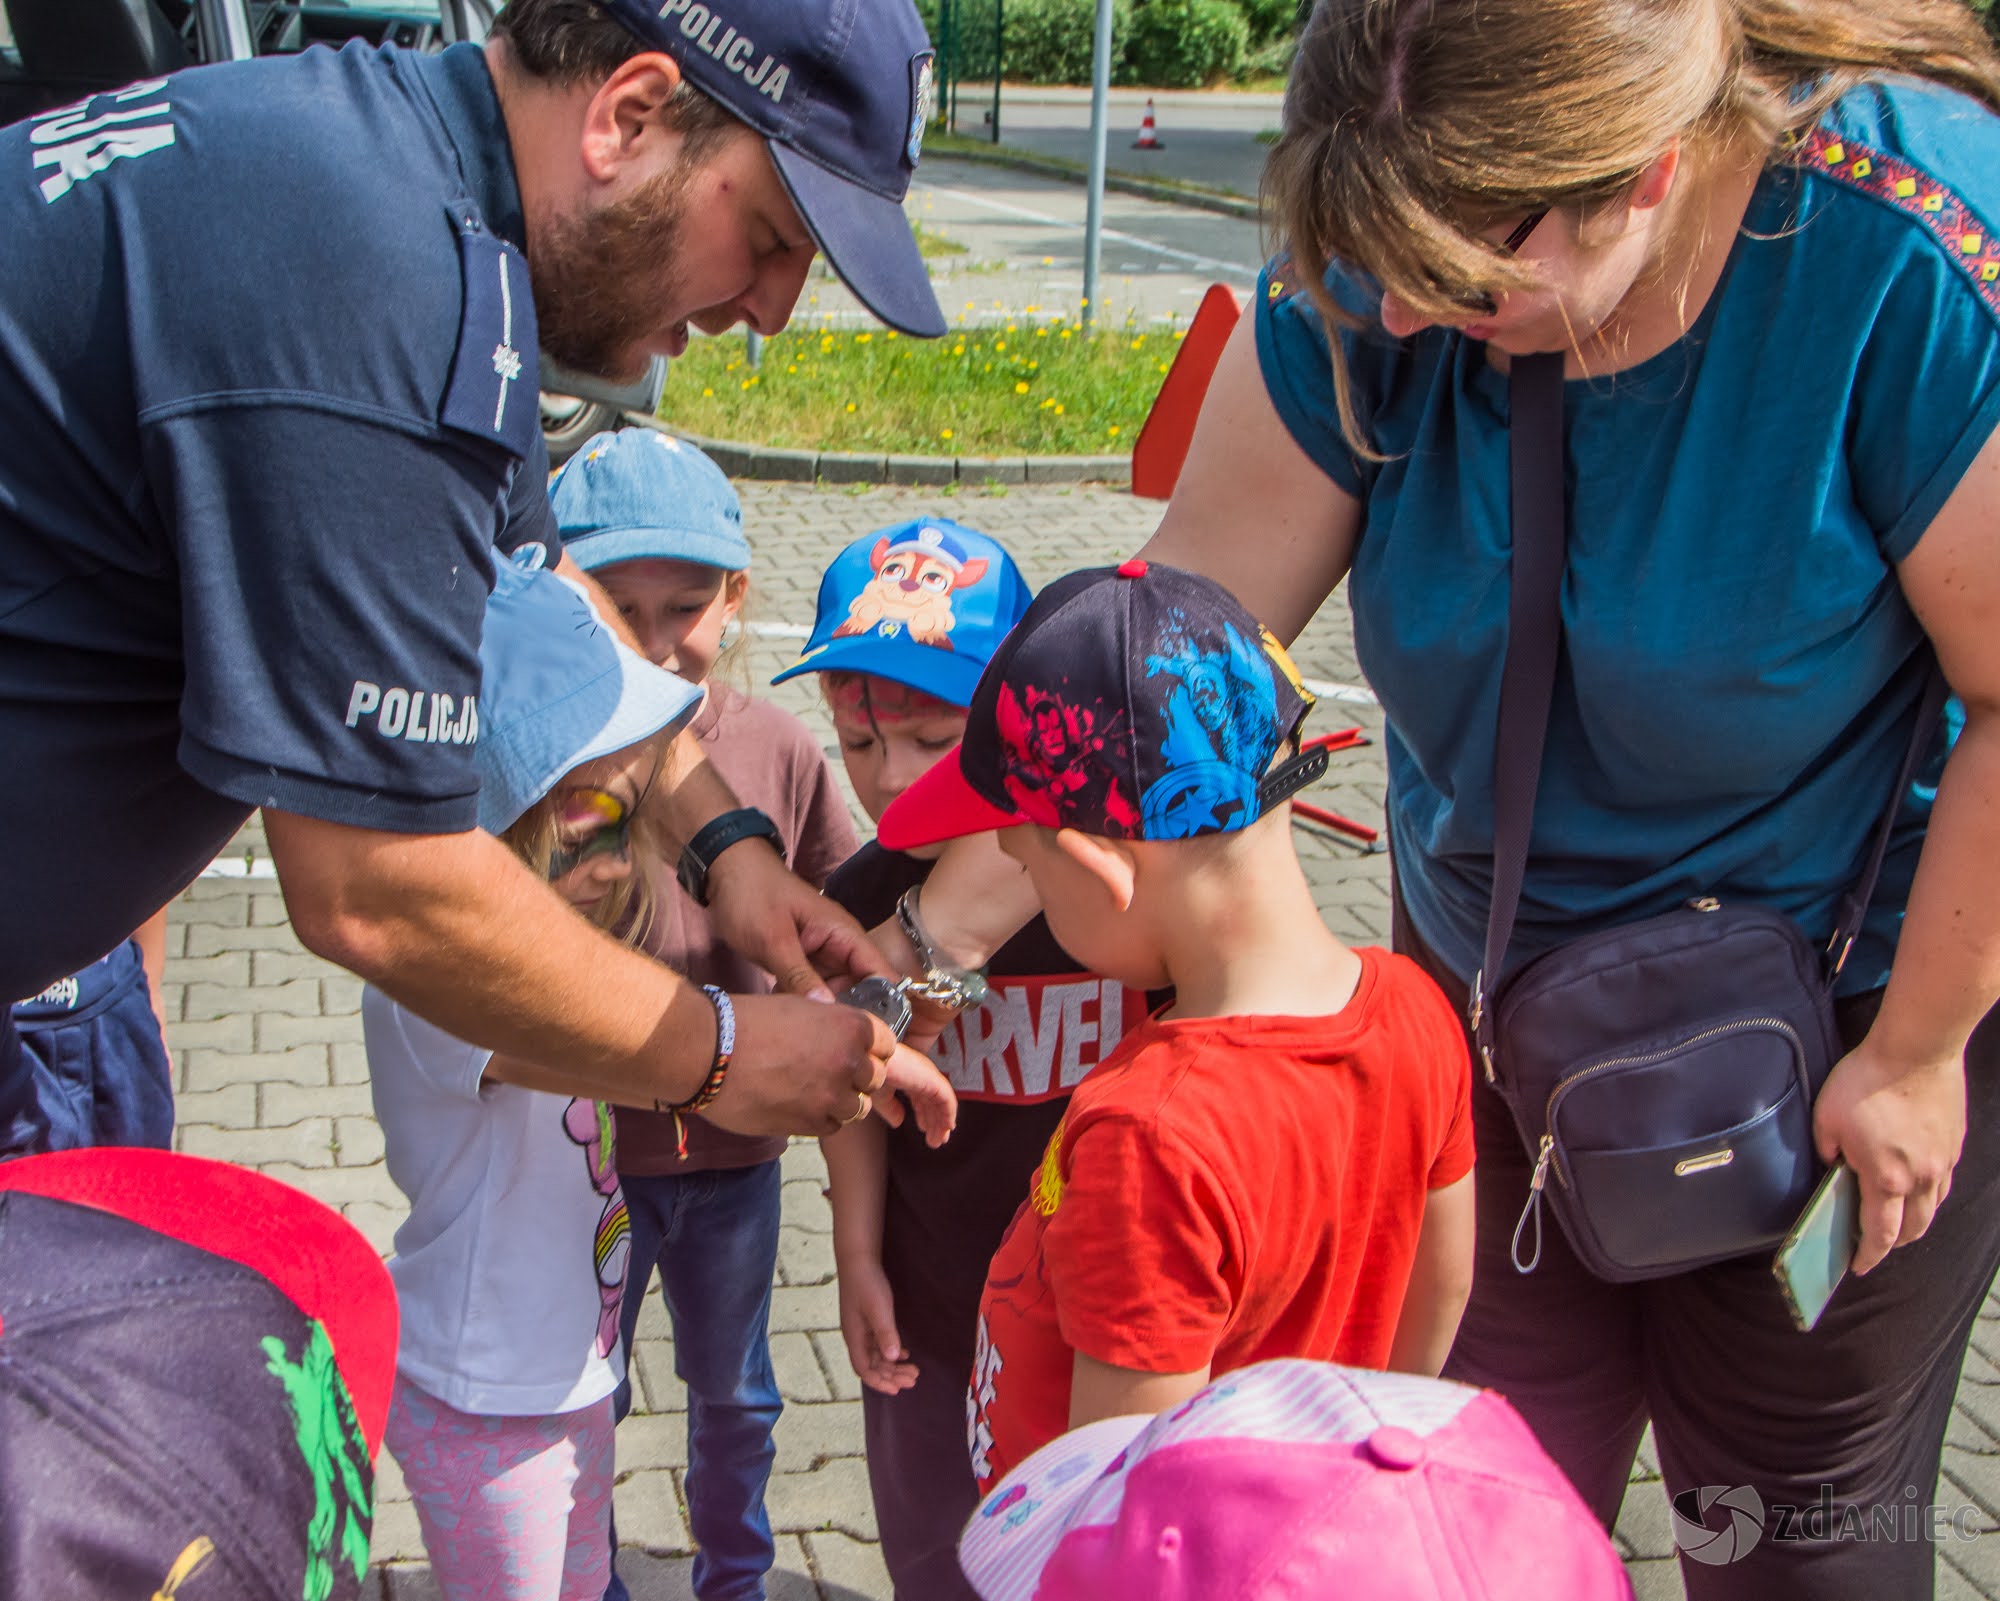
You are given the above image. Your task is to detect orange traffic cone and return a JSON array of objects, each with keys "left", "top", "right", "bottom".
[{"left": 1133, "top": 98, "right": 1164, "bottom": 150}]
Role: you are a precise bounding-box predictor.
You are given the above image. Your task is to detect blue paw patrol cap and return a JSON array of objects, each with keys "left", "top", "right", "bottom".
[
  {"left": 551, "top": 430, "right": 751, "bottom": 574},
  {"left": 771, "top": 519, "right": 1032, "bottom": 708},
  {"left": 880, "top": 560, "right": 1326, "bottom": 848}
]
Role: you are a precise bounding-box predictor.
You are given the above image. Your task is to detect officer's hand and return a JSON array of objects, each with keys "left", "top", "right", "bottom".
[
  {"left": 707, "top": 842, "right": 895, "bottom": 1000},
  {"left": 702, "top": 993, "right": 901, "bottom": 1137}
]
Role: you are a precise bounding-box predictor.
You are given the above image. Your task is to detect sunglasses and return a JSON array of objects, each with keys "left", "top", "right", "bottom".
[{"left": 546, "top": 787, "right": 636, "bottom": 882}]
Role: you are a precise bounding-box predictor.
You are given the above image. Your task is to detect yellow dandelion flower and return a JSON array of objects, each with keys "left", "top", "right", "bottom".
[
  {"left": 1054, "top": 403, "right": 1065, "bottom": 415},
  {"left": 940, "top": 428, "right": 954, "bottom": 440},
  {"left": 787, "top": 364, "right": 798, "bottom": 375},
  {"left": 1130, "top": 338, "right": 1145, "bottom": 349},
  {"left": 1026, "top": 304, "right": 1039, "bottom": 313},
  {"left": 995, "top": 340, "right": 1006, "bottom": 352},
  {"left": 856, "top": 332, "right": 872, "bottom": 343},
  {"left": 1015, "top": 381, "right": 1030, "bottom": 394},
  {"left": 1028, "top": 360, "right": 1039, "bottom": 370},
  {"left": 1108, "top": 424, "right": 1121, "bottom": 436},
  {"left": 702, "top": 387, "right": 714, "bottom": 398},
  {"left": 1041, "top": 256, "right": 1053, "bottom": 266},
  {"left": 1036, "top": 327, "right": 1049, "bottom": 339},
  {"left": 846, "top": 402, "right": 857, "bottom": 412},
  {"left": 886, "top": 330, "right": 899, "bottom": 340},
  {"left": 953, "top": 344, "right": 966, "bottom": 356},
  {"left": 1060, "top": 329, "right": 1072, "bottom": 340}
]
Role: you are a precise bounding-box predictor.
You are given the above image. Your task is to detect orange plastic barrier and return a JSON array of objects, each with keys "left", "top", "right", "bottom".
[{"left": 1130, "top": 282, "right": 1246, "bottom": 502}]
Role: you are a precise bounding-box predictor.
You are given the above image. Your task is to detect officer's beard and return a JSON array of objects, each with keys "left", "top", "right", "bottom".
[{"left": 528, "top": 161, "right": 695, "bottom": 383}]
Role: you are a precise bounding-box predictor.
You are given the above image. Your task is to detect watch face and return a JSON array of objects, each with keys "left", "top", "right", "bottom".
[{"left": 838, "top": 976, "right": 914, "bottom": 1040}]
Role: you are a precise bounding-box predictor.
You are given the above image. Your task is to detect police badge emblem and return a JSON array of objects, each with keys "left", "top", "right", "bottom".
[{"left": 908, "top": 52, "right": 937, "bottom": 166}]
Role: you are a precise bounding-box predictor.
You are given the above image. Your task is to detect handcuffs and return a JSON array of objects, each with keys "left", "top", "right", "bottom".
[{"left": 837, "top": 885, "right": 990, "bottom": 1040}]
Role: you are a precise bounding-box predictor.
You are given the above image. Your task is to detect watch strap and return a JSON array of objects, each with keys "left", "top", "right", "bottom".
[{"left": 676, "top": 808, "right": 785, "bottom": 906}]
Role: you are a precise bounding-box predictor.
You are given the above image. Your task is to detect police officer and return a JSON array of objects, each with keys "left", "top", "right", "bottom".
[{"left": 0, "top": 0, "right": 954, "bottom": 1156}]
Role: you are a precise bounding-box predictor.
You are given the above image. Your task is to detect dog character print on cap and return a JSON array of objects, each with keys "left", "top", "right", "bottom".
[{"left": 835, "top": 524, "right": 990, "bottom": 649}]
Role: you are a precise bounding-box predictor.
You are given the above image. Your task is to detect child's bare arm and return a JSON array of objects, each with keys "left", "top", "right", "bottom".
[
  {"left": 824, "top": 1118, "right": 917, "bottom": 1394},
  {"left": 1069, "top": 1352, "right": 1211, "bottom": 1431},
  {"left": 1387, "top": 1174, "right": 1476, "bottom": 1377}
]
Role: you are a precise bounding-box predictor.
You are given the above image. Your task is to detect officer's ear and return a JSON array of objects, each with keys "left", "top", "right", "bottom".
[{"left": 579, "top": 52, "right": 686, "bottom": 184}]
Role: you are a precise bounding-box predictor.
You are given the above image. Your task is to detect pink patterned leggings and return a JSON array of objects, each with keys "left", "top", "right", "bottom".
[{"left": 384, "top": 1376, "right": 617, "bottom": 1601}]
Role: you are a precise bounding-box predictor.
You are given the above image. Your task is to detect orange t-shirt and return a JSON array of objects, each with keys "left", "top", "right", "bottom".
[{"left": 967, "top": 947, "right": 1474, "bottom": 1489}]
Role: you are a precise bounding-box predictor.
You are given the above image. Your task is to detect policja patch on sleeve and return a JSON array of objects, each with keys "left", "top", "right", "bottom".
[{"left": 440, "top": 204, "right": 541, "bottom": 459}]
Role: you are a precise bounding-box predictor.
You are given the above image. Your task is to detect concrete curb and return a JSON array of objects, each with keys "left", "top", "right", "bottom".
[
  {"left": 929, "top": 143, "right": 1260, "bottom": 223},
  {"left": 621, "top": 412, "right": 1131, "bottom": 488}
]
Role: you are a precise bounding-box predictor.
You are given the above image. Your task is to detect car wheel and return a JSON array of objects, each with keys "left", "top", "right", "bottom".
[{"left": 540, "top": 393, "right": 624, "bottom": 466}]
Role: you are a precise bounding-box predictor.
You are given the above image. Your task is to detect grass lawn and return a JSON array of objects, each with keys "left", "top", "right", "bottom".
[{"left": 658, "top": 313, "right": 1184, "bottom": 457}]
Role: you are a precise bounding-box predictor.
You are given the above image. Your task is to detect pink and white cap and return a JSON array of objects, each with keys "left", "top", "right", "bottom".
[{"left": 957, "top": 1360, "right": 1632, "bottom": 1601}]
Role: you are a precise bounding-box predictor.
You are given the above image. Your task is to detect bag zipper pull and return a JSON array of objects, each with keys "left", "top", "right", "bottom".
[{"left": 1512, "top": 1135, "right": 1552, "bottom": 1275}]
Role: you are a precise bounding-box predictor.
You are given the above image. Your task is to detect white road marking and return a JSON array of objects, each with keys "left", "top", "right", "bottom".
[{"left": 915, "top": 181, "right": 1259, "bottom": 282}]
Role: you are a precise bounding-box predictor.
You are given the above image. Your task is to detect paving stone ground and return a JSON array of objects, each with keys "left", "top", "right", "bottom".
[{"left": 164, "top": 481, "right": 1999, "bottom": 1598}]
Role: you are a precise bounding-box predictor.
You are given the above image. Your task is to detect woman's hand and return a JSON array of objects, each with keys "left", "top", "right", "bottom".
[
  {"left": 838, "top": 1254, "right": 918, "bottom": 1395},
  {"left": 1812, "top": 1039, "right": 1967, "bottom": 1276}
]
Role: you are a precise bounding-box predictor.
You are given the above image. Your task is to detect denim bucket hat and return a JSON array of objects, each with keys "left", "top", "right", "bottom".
[
  {"left": 475, "top": 560, "right": 705, "bottom": 832},
  {"left": 551, "top": 429, "right": 751, "bottom": 574}
]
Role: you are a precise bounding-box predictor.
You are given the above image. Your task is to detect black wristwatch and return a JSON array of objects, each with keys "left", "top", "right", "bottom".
[{"left": 676, "top": 807, "right": 786, "bottom": 906}]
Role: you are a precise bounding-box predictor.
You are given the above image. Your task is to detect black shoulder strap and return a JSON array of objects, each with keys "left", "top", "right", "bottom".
[{"left": 1471, "top": 352, "right": 1565, "bottom": 1067}]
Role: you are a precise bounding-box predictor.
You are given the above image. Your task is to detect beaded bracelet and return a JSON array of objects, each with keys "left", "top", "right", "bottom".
[{"left": 661, "top": 985, "right": 736, "bottom": 1160}]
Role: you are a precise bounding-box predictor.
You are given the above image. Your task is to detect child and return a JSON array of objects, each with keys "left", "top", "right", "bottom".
[
  {"left": 550, "top": 429, "right": 860, "bottom": 1601},
  {"left": 367, "top": 558, "right": 704, "bottom": 1601},
  {"left": 878, "top": 559, "right": 1477, "bottom": 1489},
  {"left": 770, "top": 522, "right": 1155, "bottom": 1601},
  {"left": 955, "top": 1359, "right": 1630, "bottom": 1600}
]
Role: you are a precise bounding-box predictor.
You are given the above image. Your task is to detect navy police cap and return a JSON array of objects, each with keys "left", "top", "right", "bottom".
[{"left": 590, "top": 0, "right": 947, "bottom": 338}]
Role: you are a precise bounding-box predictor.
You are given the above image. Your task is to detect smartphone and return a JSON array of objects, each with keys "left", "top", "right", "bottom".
[{"left": 1772, "top": 1162, "right": 1860, "bottom": 1333}]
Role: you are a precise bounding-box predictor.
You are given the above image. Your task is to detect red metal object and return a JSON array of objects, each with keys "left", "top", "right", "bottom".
[
  {"left": 1130, "top": 283, "right": 1244, "bottom": 501},
  {"left": 1290, "top": 798, "right": 1381, "bottom": 845},
  {"left": 1302, "top": 727, "right": 1367, "bottom": 756}
]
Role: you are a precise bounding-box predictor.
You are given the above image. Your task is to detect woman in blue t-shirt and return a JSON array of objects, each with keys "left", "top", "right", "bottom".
[{"left": 901, "top": 1, "right": 2000, "bottom": 1595}]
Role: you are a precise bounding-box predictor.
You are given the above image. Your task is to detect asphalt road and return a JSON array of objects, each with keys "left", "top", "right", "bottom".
[
  {"left": 793, "top": 151, "right": 1269, "bottom": 328},
  {"left": 958, "top": 85, "right": 1284, "bottom": 200}
]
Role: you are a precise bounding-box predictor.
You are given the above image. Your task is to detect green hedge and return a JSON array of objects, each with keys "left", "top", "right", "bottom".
[
  {"left": 924, "top": 0, "right": 1284, "bottom": 88},
  {"left": 1124, "top": 0, "right": 1249, "bottom": 86}
]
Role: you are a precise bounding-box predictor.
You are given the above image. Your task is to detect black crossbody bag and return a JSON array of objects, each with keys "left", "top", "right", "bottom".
[{"left": 1471, "top": 351, "right": 1946, "bottom": 1284}]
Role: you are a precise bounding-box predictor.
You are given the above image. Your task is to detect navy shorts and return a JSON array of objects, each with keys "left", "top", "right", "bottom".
[{"left": 11, "top": 939, "right": 174, "bottom": 1153}]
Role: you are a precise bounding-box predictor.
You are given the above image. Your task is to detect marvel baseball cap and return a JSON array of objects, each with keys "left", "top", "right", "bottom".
[
  {"left": 553, "top": 428, "right": 752, "bottom": 573},
  {"left": 771, "top": 520, "right": 1033, "bottom": 707},
  {"left": 589, "top": 0, "right": 947, "bottom": 338},
  {"left": 958, "top": 1359, "right": 1633, "bottom": 1601},
  {"left": 879, "top": 559, "right": 1326, "bottom": 848},
  {"left": 476, "top": 557, "right": 705, "bottom": 832},
  {"left": 0, "top": 1148, "right": 397, "bottom": 1600}
]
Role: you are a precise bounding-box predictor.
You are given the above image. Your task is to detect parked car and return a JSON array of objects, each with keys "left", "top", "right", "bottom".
[{"left": 0, "top": 0, "right": 663, "bottom": 461}]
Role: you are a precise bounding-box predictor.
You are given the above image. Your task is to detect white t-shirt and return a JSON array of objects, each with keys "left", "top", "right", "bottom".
[{"left": 364, "top": 987, "right": 629, "bottom": 1416}]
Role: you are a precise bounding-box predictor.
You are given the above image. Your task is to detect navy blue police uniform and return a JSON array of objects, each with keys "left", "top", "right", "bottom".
[{"left": 0, "top": 42, "right": 555, "bottom": 1154}]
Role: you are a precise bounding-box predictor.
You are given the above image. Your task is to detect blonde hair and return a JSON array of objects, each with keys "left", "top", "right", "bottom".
[
  {"left": 498, "top": 745, "right": 666, "bottom": 945},
  {"left": 1263, "top": 0, "right": 2000, "bottom": 453}
]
